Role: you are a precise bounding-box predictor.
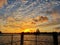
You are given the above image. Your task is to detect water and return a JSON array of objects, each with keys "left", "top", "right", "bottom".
[{"left": 0, "top": 33, "right": 59, "bottom": 45}]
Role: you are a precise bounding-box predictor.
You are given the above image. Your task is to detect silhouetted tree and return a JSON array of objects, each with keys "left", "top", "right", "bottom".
[
  {"left": 36, "top": 29, "right": 40, "bottom": 33},
  {"left": 0, "top": 31, "right": 2, "bottom": 34}
]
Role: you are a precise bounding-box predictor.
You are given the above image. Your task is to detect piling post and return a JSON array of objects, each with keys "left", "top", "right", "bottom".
[
  {"left": 11, "top": 34, "right": 13, "bottom": 45},
  {"left": 53, "top": 32, "right": 58, "bottom": 45},
  {"left": 20, "top": 32, "right": 24, "bottom": 45}
]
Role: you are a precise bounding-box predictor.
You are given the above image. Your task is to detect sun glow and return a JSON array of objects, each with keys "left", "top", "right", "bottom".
[
  {"left": 24, "top": 29, "right": 31, "bottom": 32},
  {"left": 24, "top": 28, "right": 36, "bottom": 32}
]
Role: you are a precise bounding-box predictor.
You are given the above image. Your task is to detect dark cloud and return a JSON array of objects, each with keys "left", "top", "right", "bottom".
[
  {"left": 31, "top": 22, "right": 36, "bottom": 24},
  {"left": 32, "top": 16, "right": 48, "bottom": 22},
  {"left": 55, "top": 27, "right": 60, "bottom": 30}
]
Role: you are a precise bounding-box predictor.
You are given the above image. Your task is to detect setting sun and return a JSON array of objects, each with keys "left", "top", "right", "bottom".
[
  {"left": 23, "top": 28, "right": 36, "bottom": 33},
  {"left": 24, "top": 29, "right": 30, "bottom": 32}
]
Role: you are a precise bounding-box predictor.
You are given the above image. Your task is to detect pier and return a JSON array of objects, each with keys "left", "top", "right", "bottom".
[{"left": 0, "top": 32, "right": 59, "bottom": 45}]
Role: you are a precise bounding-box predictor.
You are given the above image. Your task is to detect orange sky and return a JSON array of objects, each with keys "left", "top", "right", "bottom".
[
  {"left": 0, "top": 0, "right": 7, "bottom": 8},
  {"left": 0, "top": 0, "right": 60, "bottom": 33}
]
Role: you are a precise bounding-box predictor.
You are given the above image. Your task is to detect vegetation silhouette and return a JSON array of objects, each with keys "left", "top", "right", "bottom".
[{"left": 0, "top": 31, "right": 2, "bottom": 34}]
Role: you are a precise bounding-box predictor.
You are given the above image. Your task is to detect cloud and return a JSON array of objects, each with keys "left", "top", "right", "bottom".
[
  {"left": 0, "top": 0, "right": 60, "bottom": 33},
  {"left": 51, "top": 10, "right": 60, "bottom": 22},
  {"left": 0, "top": 0, "right": 7, "bottom": 8},
  {"left": 32, "top": 16, "right": 48, "bottom": 22},
  {"left": 55, "top": 27, "right": 60, "bottom": 30}
]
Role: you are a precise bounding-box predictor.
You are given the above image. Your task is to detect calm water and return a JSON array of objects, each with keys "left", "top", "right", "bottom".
[{"left": 0, "top": 34, "right": 60, "bottom": 45}]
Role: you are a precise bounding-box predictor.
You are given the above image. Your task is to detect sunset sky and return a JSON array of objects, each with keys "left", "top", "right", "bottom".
[{"left": 0, "top": 0, "right": 60, "bottom": 33}]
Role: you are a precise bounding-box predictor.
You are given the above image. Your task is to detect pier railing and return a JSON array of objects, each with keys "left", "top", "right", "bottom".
[{"left": 0, "top": 32, "right": 60, "bottom": 45}]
